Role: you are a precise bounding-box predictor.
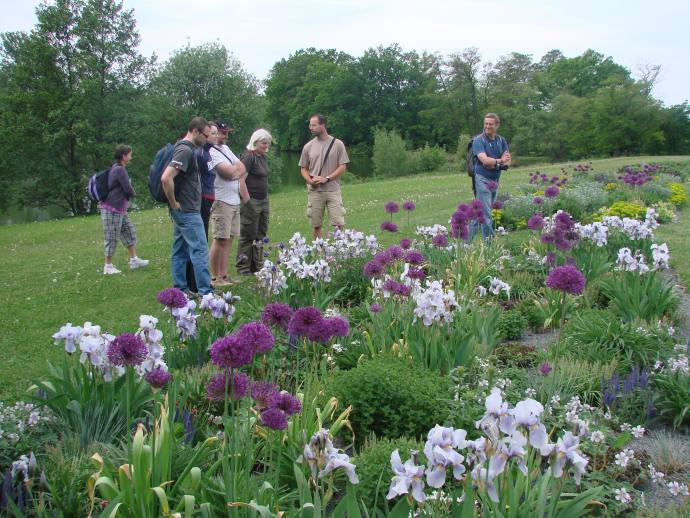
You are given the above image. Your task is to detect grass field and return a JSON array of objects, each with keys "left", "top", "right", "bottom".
[{"left": 1, "top": 156, "right": 688, "bottom": 401}]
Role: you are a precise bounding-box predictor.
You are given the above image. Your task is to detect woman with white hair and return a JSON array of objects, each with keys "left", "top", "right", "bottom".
[{"left": 236, "top": 128, "right": 272, "bottom": 275}]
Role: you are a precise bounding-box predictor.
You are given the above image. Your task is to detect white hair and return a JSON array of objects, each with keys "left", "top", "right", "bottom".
[{"left": 246, "top": 128, "right": 273, "bottom": 151}]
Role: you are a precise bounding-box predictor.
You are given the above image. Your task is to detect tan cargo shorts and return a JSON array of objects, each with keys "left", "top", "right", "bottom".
[
  {"left": 307, "top": 189, "right": 346, "bottom": 228},
  {"left": 210, "top": 200, "right": 241, "bottom": 239}
]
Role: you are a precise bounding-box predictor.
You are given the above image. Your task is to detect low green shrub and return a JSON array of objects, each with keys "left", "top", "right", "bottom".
[
  {"left": 412, "top": 144, "right": 446, "bottom": 172},
  {"left": 354, "top": 436, "right": 423, "bottom": 512},
  {"left": 516, "top": 298, "right": 546, "bottom": 331},
  {"left": 652, "top": 370, "right": 690, "bottom": 432},
  {"left": 600, "top": 271, "right": 679, "bottom": 324},
  {"left": 496, "top": 309, "right": 527, "bottom": 341},
  {"left": 330, "top": 256, "right": 371, "bottom": 308},
  {"left": 327, "top": 355, "right": 451, "bottom": 445},
  {"left": 372, "top": 128, "right": 413, "bottom": 177}
]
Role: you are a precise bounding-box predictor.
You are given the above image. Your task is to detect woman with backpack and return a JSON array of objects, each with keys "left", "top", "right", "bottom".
[
  {"left": 236, "top": 129, "right": 273, "bottom": 275},
  {"left": 100, "top": 144, "right": 149, "bottom": 275}
]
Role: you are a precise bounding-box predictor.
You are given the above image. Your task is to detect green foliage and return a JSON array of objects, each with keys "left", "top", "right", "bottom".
[
  {"left": 556, "top": 179, "right": 609, "bottom": 220},
  {"left": 327, "top": 355, "right": 451, "bottom": 445},
  {"left": 535, "top": 356, "right": 618, "bottom": 406},
  {"left": 600, "top": 271, "right": 679, "bottom": 324},
  {"left": 651, "top": 370, "right": 690, "bottom": 431},
  {"left": 496, "top": 309, "right": 528, "bottom": 341},
  {"left": 411, "top": 143, "right": 447, "bottom": 172},
  {"left": 516, "top": 298, "right": 546, "bottom": 331},
  {"left": 561, "top": 308, "right": 674, "bottom": 372},
  {"left": 329, "top": 256, "right": 371, "bottom": 308},
  {"left": 602, "top": 200, "right": 647, "bottom": 219},
  {"left": 372, "top": 127, "right": 413, "bottom": 177},
  {"left": 354, "top": 436, "right": 422, "bottom": 512}
]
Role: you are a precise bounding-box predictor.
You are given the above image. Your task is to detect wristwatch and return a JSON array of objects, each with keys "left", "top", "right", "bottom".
[{"left": 326, "top": 176, "right": 331, "bottom": 182}]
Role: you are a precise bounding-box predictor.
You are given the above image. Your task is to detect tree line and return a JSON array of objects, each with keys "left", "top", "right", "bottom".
[{"left": 1, "top": 0, "right": 688, "bottom": 215}]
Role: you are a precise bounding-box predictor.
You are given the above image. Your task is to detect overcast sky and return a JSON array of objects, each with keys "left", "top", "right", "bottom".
[{"left": 1, "top": 0, "right": 688, "bottom": 106}]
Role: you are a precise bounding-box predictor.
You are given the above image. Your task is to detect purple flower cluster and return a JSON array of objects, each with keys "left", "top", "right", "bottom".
[
  {"left": 363, "top": 245, "right": 424, "bottom": 278},
  {"left": 403, "top": 200, "right": 416, "bottom": 211},
  {"left": 545, "top": 265, "right": 586, "bottom": 295},
  {"left": 406, "top": 267, "right": 426, "bottom": 281},
  {"left": 380, "top": 221, "right": 398, "bottom": 232},
  {"left": 544, "top": 185, "right": 560, "bottom": 198},
  {"left": 529, "top": 171, "right": 568, "bottom": 187},
  {"left": 250, "top": 381, "right": 302, "bottom": 430},
  {"left": 207, "top": 371, "right": 250, "bottom": 401},
  {"left": 491, "top": 199, "right": 504, "bottom": 210},
  {"left": 107, "top": 333, "right": 148, "bottom": 366},
  {"left": 156, "top": 288, "right": 188, "bottom": 309},
  {"left": 369, "top": 303, "right": 382, "bottom": 313},
  {"left": 533, "top": 196, "right": 544, "bottom": 205},
  {"left": 539, "top": 362, "right": 553, "bottom": 376},
  {"left": 527, "top": 213, "right": 545, "bottom": 231},
  {"left": 432, "top": 233, "right": 449, "bottom": 248},
  {"left": 450, "top": 201, "right": 484, "bottom": 240},
  {"left": 210, "top": 335, "right": 254, "bottom": 368},
  {"left": 602, "top": 367, "right": 650, "bottom": 410},
  {"left": 287, "top": 306, "right": 349, "bottom": 343},
  {"left": 385, "top": 201, "right": 400, "bottom": 214},
  {"left": 382, "top": 278, "right": 411, "bottom": 298},
  {"left": 400, "top": 238, "right": 412, "bottom": 249},
  {"left": 540, "top": 211, "right": 579, "bottom": 252},
  {"left": 145, "top": 367, "right": 172, "bottom": 389},
  {"left": 574, "top": 162, "right": 593, "bottom": 173},
  {"left": 261, "top": 303, "right": 294, "bottom": 332},
  {"left": 236, "top": 321, "right": 275, "bottom": 354},
  {"left": 487, "top": 180, "right": 499, "bottom": 192},
  {"left": 619, "top": 171, "right": 652, "bottom": 186}
]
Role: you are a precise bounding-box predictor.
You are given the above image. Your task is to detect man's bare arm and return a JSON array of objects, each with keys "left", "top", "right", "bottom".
[
  {"left": 161, "top": 165, "right": 180, "bottom": 209},
  {"left": 301, "top": 167, "right": 315, "bottom": 186},
  {"left": 215, "top": 161, "right": 246, "bottom": 181}
]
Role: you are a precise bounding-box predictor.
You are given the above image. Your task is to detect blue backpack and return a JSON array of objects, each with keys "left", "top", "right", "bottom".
[
  {"left": 148, "top": 141, "right": 193, "bottom": 203},
  {"left": 87, "top": 166, "right": 112, "bottom": 202}
]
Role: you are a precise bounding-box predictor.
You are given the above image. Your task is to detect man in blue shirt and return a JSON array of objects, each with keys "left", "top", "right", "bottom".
[{"left": 470, "top": 113, "right": 511, "bottom": 240}]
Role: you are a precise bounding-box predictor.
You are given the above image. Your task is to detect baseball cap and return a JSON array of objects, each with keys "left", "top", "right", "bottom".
[{"left": 215, "top": 120, "right": 234, "bottom": 134}]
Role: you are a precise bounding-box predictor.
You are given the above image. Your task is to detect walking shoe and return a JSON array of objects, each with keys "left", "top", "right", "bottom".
[
  {"left": 212, "top": 277, "right": 232, "bottom": 288},
  {"left": 103, "top": 263, "right": 121, "bottom": 275},
  {"left": 129, "top": 257, "right": 150, "bottom": 270}
]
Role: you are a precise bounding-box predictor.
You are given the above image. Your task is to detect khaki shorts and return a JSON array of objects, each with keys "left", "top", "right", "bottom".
[
  {"left": 307, "top": 189, "right": 346, "bottom": 228},
  {"left": 210, "top": 200, "right": 241, "bottom": 239}
]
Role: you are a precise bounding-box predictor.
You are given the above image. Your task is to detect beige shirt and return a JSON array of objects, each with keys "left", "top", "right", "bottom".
[{"left": 299, "top": 137, "right": 350, "bottom": 192}]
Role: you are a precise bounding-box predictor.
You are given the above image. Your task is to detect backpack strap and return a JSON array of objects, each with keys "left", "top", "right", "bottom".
[{"left": 318, "top": 137, "right": 337, "bottom": 176}]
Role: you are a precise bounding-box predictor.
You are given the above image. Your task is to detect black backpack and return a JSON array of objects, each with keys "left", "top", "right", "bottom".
[
  {"left": 148, "top": 141, "right": 193, "bottom": 203},
  {"left": 466, "top": 134, "right": 485, "bottom": 178},
  {"left": 87, "top": 166, "right": 112, "bottom": 202}
]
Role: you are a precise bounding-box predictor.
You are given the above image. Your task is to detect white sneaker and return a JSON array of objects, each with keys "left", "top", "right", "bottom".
[
  {"left": 103, "top": 264, "right": 121, "bottom": 275},
  {"left": 129, "top": 257, "right": 149, "bottom": 270}
]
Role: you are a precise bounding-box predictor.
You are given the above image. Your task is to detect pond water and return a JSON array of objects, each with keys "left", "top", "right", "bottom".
[
  {"left": 276, "top": 151, "right": 373, "bottom": 189},
  {"left": 0, "top": 151, "right": 375, "bottom": 224}
]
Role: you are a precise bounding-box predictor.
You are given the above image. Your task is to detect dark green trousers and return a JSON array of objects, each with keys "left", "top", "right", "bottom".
[{"left": 236, "top": 197, "right": 270, "bottom": 274}]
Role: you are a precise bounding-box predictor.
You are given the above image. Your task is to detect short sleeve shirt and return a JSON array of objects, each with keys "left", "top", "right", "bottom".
[
  {"left": 472, "top": 133, "right": 509, "bottom": 181},
  {"left": 209, "top": 145, "right": 241, "bottom": 205},
  {"left": 170, "top": 140, "right": 201, "bottom": 212},
  {"left": 299, "top": 137, "right": 349, "bottom": 192}
]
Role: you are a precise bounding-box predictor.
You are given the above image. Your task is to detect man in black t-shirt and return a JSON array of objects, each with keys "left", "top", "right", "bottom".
[{"left": 161, "top": 117, "right": 213, "bottom": 295}]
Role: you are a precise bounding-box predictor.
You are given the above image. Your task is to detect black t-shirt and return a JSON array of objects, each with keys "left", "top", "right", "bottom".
[
  {"left": 170, "top": 140, "right": 201, "bottom": 212},
  {"left": 241, "top": 152, "right": 269, "bottom": 200}
]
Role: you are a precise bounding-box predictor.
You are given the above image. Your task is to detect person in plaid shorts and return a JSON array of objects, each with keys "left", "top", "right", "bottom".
[{"left": 100, "top": 144, "right": 149, "bottom": 275}]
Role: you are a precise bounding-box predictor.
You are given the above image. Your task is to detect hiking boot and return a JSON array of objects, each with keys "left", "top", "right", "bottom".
[
  {"left": 129, "top": 257, "right": 150, "bottom": 270},
  {"left": 103, "top": 264, "right": 121, "bottom": 275}
]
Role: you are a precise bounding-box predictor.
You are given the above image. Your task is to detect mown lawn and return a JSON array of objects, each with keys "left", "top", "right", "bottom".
[{"left": 0, "top": 155, "right": 688, "bottom": 401}]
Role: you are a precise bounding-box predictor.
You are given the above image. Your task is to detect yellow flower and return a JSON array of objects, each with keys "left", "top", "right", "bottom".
[
  {"left": 668, "top": 182, "right": 688, "bottom": 207},
  {"left": 604, "top": 182, "right": 617, "bottom": 191}
]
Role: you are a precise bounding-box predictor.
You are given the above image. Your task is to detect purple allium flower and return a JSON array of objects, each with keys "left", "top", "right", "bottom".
[
  {"left": 380, "top": 221, "right": 398, "bottom": 233},
  {"left": 545, "top": 266, "right": 586, "bottom": 295},
  {"left": 261, "top": 303, "right": 294, "bottom": 332},
  {"left": 565, "top": 256, "right": 577, "bottom": 267},
  {"left": 383, "top": 278, "right": 401, "bottom": 294},
  {"left": 251, "top": 381, "right": 280, "bottom": 410},
  {"left": 554, "top": 211, "right": 574, "bottom": 228},
  {"left": 261, "top": 407, "right": 288, "bottom": 430},
  {"left": 207, "top": 371, "right": 250, "bottom": 401},
  {"left": 539, "top": 362, "right": 553, "bottom": 376},
  {"left": 405, "top": 250, "right": 425, "bottom": 266},
  {"left": 402, "top": 200, "right": 416, "bottom": 211},
  {"left": 209, "top": 334, "right": 254, "bottom": 368},
  {"left": 156, "top": 288, "right": 188, "bottom": 309},
  {"left": 274, "top": 392, "right": 302, "bottom": 415},
  {"left": 400, "top": 238, "right": 412, "bottom": 249},
  {"left": 236, "top": 321, "right": 274, "bottom": 354},
  {"left": 145, "top": 367, "right": 172, "bottom": 389},
  {"left": 387, "top": 245, "right": 405, "bottom": 260},
  {"left": 394, "top": 284, "right": 411, "bottom": 297},
  {"left": 554, "top": 237, "right": 573, "bottom": 252},
  {"left": 287, "top": 306, "right": 323, "bottom": 337},
  {"left": 491, "top": 200, "right": 504, "bottom": 210},
  {"left": 544, "top": 186, "right": 560, "bottom": 198},
  {"left": 487, "top": 180, "right": 499, "bottom": 191},
  {"left": 363, "top": 260, "right": 385, "bottom": 278},
  {"left": 385, "top": 201, "right": 400, "bottom": 214},
  {"left": 369, "top": 303, "right": 382, "bottom": 313},
  {"left": 374, "top": 250, "right": 393, "bottom": 265},
  {"left": 432, "top": 233, "right": 449, "bottom": 248},
  {"left": 308, "top": 318, "right": 334, "bottom": 344},
  {"left": 107, "top": 333, "right": 148, "bottom": 366},
  {"left": 326, "top": 316, "right": 349, "bottom": 337},
  {"left": 527, "top": 214, "right": 544, "bottom": 231},
  {"left": 406, "top": 267, "right": 426, "bottom": 281},
  {"left": 546, "top": 252, "right": 556, "bottom": 267},
  {"left": 533, "top": 196, "right": 544, "bottom": 205}
]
